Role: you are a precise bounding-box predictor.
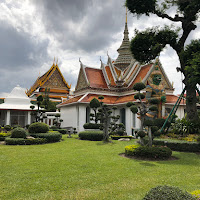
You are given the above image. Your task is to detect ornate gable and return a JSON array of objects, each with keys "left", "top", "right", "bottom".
[
  {"left": 75, "top": 66, "right": 89, "bottom": 91},
  {"left": 43, "top": 68, "right": 67, "bottom": 89}
]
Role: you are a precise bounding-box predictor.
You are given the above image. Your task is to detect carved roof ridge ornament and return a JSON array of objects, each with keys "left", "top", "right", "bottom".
[{"left": 114, "top": 8, "right": 134, "bottom": 71}]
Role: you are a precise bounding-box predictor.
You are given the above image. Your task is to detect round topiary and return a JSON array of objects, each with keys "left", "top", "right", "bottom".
[
  {"left": 149, "top": 98, "right": 159, "bottom": 104},
  {"left": 90, "top": 98, "right": 100, "bottom": 108},
  {"left": 143, "top": 185, "right": 195, "bottom": 200},
  {"left": 137, "top": 130, "right": 146, "bottom": 138},
  {"left": 4, "top": 125, "right": 11, "bottom": 131},
  {"left": 153, "top": 131, "right": 162, "bottom": 137},
  {"left": 11, "top": 128, "right": 27, "bottom": 138},
  {"left": 126, "top": 102, "right": 135, "bottom": 107},
  {"left": 151, "top": 126, "right": 159, "bottom": 133},
  {"left": 154, "top": 118, "right": 166, "bottom": 128},
  {"left": 130, "top": 105, "right": 138, "bottom": 113},
  {"left": 28, "top": 122, "right": 49, "bottom": 133},
  {"left": 149, "top": 106, "right": 158, "bottom": 112},
  {"left": 133, "top": 82, "right": 146, "bottom": 91},
  {"left": 134, "top": 93, "right": 145, "bottom": 100}
]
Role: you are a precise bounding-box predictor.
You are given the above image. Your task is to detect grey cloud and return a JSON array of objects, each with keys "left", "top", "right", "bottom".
[
  {"left": 0, "top": 22, "right": 49, "bottom": 70},
  {"left": 31, "top": 0, "right": 129, "bottom": 52}
]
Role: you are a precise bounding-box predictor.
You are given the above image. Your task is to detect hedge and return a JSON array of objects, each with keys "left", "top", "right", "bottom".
[
  {"left": 30, "top": 132, "right": 62, "bottom": 143},
  {"left": 79, "top": 131, "right": 103, "bottom": 141},
  {"left": 152, "top": 139, "right": 200, "bottom": 152},
  {"left": 0, "top": 132, "right": 11, "bottom": 141},
  {"left": 143, "top": 185, "right": 195, "bottom": 200},
  {"left": 125, "top": 145, "right": 172, "bottom": 159},
  {"left": 52, "top": 129, "right": 67, "bottom": 134},
  {"left": 5, "top": 137, "right": 47, "bottom": 145},
  {"left": 83, "top": 123, "right": 100, "bottom": 129}
]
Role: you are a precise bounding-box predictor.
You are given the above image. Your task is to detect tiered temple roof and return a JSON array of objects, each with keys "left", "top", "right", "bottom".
[{"left": 27, "top": 62, "right": 71, "bottom": 102}]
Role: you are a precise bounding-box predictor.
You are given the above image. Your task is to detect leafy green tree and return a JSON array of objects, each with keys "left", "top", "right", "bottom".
[{"left": 126, "top": 0, "right": 200, "bottom": 120}]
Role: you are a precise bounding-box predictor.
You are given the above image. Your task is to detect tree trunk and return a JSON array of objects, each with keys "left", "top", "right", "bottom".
[
  {"left": 148, "top": 127, "right": 152, "bottom": 147},
  {"left": 185, "top": 81, "right": 198, "bottom": 121}
]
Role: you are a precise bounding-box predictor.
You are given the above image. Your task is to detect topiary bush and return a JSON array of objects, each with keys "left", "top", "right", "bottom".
[
  {"left": 28, "top": 122, "right": 49, "bottom": 133},
  {"left": 137, "top": 130, "right": 146, "bottom": 138},
  {"left": 134, "top": 93, "right": 145, "bottom": 100},
  {"left": 30, "top": 132, "right": 62, "bottom": 143},
  {"left": 5, "top": 137, "right": 47, "bottom": 145},
  {"left": 83, "top": 123, "right": 100, "bottom": 129},
  {"left": 79, "top": 131, "right": 103, "bottom": 141},
  {"left": 143, "top": 185, "right": 195, "bottom": 200},
  {"left": 133, "top": 82, "right": 146, "bottom": 91},
  {"left": 125, "top": 144, "right": 140, "bottom": 156},
  {"left": 11, "top": 128, "right": 27, "bottom": 138},
  {"left": 4, "top": 125, "right": 11, "bottom": 131},
  {"left": 132, "top": 146, "right": 172, "bottom": 159},
  {"left": 0, "top": 132, "right": 11, "bottom": 141}
]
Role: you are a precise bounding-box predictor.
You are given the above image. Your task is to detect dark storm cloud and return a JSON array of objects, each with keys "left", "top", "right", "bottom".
[
  {"left": 0, "top": 22, "right": 49, "bottom": 70},
  {"left": 32, "top": 0, "right": 128, "bottom": 52}
]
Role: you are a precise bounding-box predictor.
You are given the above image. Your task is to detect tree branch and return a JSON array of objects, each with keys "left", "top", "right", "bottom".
[{"left": 154, "top": 10, "right": 184, "bottom": 22}]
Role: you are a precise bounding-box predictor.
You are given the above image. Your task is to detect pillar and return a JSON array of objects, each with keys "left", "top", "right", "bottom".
[{"left": 6, "top": 110, "right": 10, "bottom": 125}]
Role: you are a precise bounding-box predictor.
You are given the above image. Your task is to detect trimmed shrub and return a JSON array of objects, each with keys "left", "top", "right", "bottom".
[
  {"left": 143, "top": 185, "right": 195, "bottom": 200},
  {"left": 116, "top": 130, "right": 125, "bottom": 136},
  {"left": 134, "top": 93, "right": 145, "bottom": 99},
  {"left": 5, "top": 137, "right": 46, "bottom": 145},
  {"left": 154, "top": 118, "right": 166, "bottom": 128},
  {"left": 28, "top": 122, "right": 49, "bottom": 133},
  {"left": 149, "top": 98, "right": 159, "bottom": 104},
  {"left": 133, "top": 82, "right": 146, "bottom": 91},
  {"left": 149, "top": 105, "right": 158, "bottom": 112},
  {"left": 130, "top": 105, "right": 138, "bottom": 113},
  {"left": 144, "top": 119, "right": 154, "bottom": 127},
  {"left": 152, "top": 139, "right": 200, "bottom": 152},
  {"left": 79, "top": 131, "right": 103, "bottom": 141},
  {"left": 0, "top": 132, "right": 11, "bottom": 141},
  {"left": 111, "top": 136, "right": 133, "bottom": 140},
  {"left": 56, "top": 129, "right": 67, "bottom": 134},
  {"left": 13, "top": 125, "right": 21, "bottom": 129},
  {"left": 137, "top": 130, "right": 146, "bottom": 138},
  {"left": 50, "top": 125, "right": 59, "bottom": 130},
  {"left": 83, "top": 123, "right": 100, "bottom": 129},
  {"left": 30, "top": 132, "right": 62, "bottom": 143},
  {"left": 191, "top": 190, "right": 200, "bottom": 199},
  {"left": 125, "top": 144, "right": 140, "bottom": 156},
  {"left": 132, "top": 146, "right": 172, "bottom": 159},
  {"left": 126, "top": 102, "right": 135, "bottom": 107},
  {"left": 11, "top": 128, "right": 27, "bottom": 138},
  {"left": 4, "top": 125, "right": 11, "bottom": 131}
]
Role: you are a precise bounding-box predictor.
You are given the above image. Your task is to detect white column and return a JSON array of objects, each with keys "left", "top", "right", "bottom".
[
  {"left": 6, "top": 110, "right": 10, "bottom": 125},
  {"left": 27, "top": 111, "right": 31, "bottom": 125},
  {"left": 125, "top": 108, "right": 132, "bottom": 136},
  {"left": 162, "top": 104, "right": 165, "bottom": 117}
]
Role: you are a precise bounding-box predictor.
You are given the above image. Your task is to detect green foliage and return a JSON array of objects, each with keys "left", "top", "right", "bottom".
[
  {"left": 151, "top": 126, "right": 159, "bottom": 134},
  {"left": 171, "top": 117, "right": 200, "bottom": 135},
  {"left": 144, "top": 119, "right": 154, "bottom": 127},
  {"left": 83, "top": 123, "right": 100, "bottom": 129},
  {"left": 37, "top": 95, "right": 43, "bottom": 102},
  {"left": 78, "top": 131, "right": 103, "bottom": 141},
  {"left": 126, "top": 0, "right": 156, "bottom": 16},
  {"left": 149, "top": 105, "right": 158, "bottom": 112},
  {"left": 53, "top": 129, "right": 67, "bottom": 134},
  {"left": 30, "top": 132, "right": 62, "bottom": 143},
  {"left": 28, "top": 122, "right": 49, "bottom": 133},
  {"left": 133, "top": 82, "right": 146, "bottom": 91},
  {"left": 5, "top": 137, "right": 46, "bottom": 145},
  {"left": 191, "top": 190, "right": 200, "bottom": 199},
  {"left": 90, "top": 98, "right": 100, "bottom": 108},
  {"left": 11, "top": 128, "right": 27, "bottom": 139},
  {"left": 149, "top": 98, "right": 159, "bottom": 104},
  {"left": 143, "top": 185, "right": 195, "bottom": 200},
  {"left": 126, "top": 102, "right": 135, "bottom": 107},
  {"left": 152, "top": 139, "right": 200, "bottom": 152},
  {"left": 132, "top": 146, "right": 172, "bottom": 160},
  {"left": 161, "top": 96, "right": 166, "bottom": 103},
  {"left": 130, "top": 105, "right": 138, "bottom": 114},
  {"left": 137, "top": 130, "right": 146, "bottom": 138},
  {"left": 184, "top": 40, "right": 200, "bottom": 86},
  {"left": 134, "top": 93, "right": 145, "bottom": 100},
  {"left": 4, "top": 125, "right": 11, "bottom": 131},
  {"left": 115, "top": 130, "right": 125, "bottom": 136},
  {"left": 125, "top": 144, "right": 140, "bottom": 156},
  {"left": 0, "top": 132, "right": 11, "bottom": 141},
  {"left": 154, "top": 118, "right": 166, "bottom": 128}
]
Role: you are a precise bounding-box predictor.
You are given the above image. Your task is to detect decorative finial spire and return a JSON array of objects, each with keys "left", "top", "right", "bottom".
[
  {"left": 56, "top": 57, "right": 58, "bottom": 65},
  {"left": 126, "top": 7, "right": 127, "bottom": 24},
  {"left": 53, "top": 57, "right": 55, "bottom": 64}
]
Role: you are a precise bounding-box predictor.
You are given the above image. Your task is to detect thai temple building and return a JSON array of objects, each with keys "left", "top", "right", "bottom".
[
  {"left": 57, "top": 12, "right": 186, "bottom": 134},
  {"left": 26, "top": 62, "right": 71, "bottom": 102},
  {"left": 0, "top": 85, "right": 35, "bottom": 127}
]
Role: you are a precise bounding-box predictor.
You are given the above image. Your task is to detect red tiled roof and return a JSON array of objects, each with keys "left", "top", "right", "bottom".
[
  {"left": 114, "top": 66, "right": 121, "bottom": 78},
  {"left": 85, "top": 68, "right": 108, "bottom": 89},
  {"left": 129, "top": 64, "right": 152, "bottom": 88},
  {"left": 166, "top": 95, "right": 185, "bottom": 104},
  {"left": 105, "top": 66, "right": 116, "bottom": 86},
  {"left": 58, "top": 95, "right": 84, "bottom": 106}
]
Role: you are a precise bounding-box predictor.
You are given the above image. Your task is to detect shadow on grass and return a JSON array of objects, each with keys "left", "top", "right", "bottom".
[{"left": 96, "top": 140, "right": 117, "bottom": 145}]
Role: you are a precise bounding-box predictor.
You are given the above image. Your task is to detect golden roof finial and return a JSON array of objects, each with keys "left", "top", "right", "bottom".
[{"left": 56, "top": 57, "right": 58, "bottom": 65}]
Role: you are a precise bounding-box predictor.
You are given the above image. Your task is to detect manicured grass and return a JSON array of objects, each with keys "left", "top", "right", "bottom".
[{"left": 0, "top": 135, "right": 199, "bottom": 200}]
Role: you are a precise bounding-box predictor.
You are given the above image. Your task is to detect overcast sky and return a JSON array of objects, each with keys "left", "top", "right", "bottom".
[{"left": 0, "top": 0, "right": 199, "bottom": 97}]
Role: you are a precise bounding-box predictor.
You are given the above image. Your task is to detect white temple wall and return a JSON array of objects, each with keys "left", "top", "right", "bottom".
[{"left": 60, "top": 105, "right": 78, "bottom": 129}]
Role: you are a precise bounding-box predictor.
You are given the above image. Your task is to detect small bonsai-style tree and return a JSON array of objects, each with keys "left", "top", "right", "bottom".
[
  {"left": 89, "top": 98, "right": 100, "bottom": 124},
  {"left": 53, "top": 113, "right": 62, "bottom": 128}
]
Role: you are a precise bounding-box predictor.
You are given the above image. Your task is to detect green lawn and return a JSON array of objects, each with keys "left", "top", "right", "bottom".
[{"left": 0, "top": 135, "right": 199, "bottom": 200}]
